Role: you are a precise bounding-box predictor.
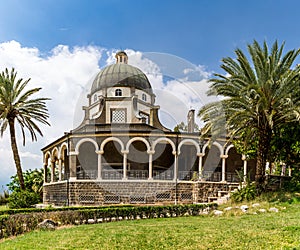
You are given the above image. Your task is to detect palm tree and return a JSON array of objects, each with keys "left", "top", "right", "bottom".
[
  {"left": 198, "top": 40, "right": 300, "bottom": 184},
  {"left": 0, "top": 68, "right": 50, "bottom": 190}
]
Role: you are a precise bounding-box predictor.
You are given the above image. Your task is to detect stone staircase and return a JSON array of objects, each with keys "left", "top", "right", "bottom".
[{"left": 208, "top": 189, "right": 238, "bottom": 205}]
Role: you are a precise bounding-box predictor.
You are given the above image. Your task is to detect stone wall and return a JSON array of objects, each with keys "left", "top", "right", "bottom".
[{"left": 43, "top": 180, "right": 239, "bottom": 206}]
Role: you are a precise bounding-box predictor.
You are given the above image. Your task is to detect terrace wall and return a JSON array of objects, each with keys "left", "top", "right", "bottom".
[{"left": 43, "top": 181, "right": 239, "bottom": 206}]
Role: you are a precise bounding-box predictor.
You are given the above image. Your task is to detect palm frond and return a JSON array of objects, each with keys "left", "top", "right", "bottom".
[{"left": 0, "top": 68, "right": 50, "bottom": 144}]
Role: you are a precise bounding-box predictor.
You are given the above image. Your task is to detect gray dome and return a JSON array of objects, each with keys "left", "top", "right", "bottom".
[{"left": 91, "top": 63, "right": 153, "bottom": 94}]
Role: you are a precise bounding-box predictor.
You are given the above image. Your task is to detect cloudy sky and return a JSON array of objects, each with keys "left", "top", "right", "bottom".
[{"left": 1, "top": 0, "right": 300, "bottom": 187}]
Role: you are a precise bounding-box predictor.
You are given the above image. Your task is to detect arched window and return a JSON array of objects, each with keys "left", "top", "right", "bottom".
[
  {"left": 142, "top": 93, "right": 147, "bottom": 101},
  {"left": 115, "top": 89, "right": 122, "bottom": 96}
]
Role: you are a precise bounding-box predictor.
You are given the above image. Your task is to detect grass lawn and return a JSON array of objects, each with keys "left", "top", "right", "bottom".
[{"left": 0, "top": 202, "right": 300, "bottom": 249}]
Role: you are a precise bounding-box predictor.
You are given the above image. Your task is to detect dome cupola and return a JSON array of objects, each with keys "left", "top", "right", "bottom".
[
  {"left": 78, "top": 50, "right": 169, "bottom": 132},
  {"left": 115, "top": 51, "right": 128, "bottom": 64},
  {"left": 90, "top": 51, "right": 153, "bottom": 95}
]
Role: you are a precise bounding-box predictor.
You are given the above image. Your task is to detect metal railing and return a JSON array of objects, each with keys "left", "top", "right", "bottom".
[
  {"left": 127, "top": 170, "right": 149, "bottom": 180},
  {"left": 102, "top": 170, "right": 123, "bottom": 180},
  {"left": 77, "top": 170, "right": 98, "bottom": 180},
  {"left": 76, "top": 169, "right": 239, "bottom": 182},
  {"left": 202, "top": 171, "right": 239, "bottom": 182},
  {"left": 178, "top": 171, "right": 198, "bottom": 181},
  {"left": 153, "top": 170, "right": 173, "bottom": 180}
]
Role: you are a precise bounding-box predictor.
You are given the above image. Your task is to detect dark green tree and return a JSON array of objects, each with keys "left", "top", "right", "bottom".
[
  {"left": 198, "top": 40, "right": 300, "bottom": 184},
  {"left": 271, "top": 122, "right": 300, "bottom": 167},
  {"left": 0, "top": 68, "right": 50, "bottom": 190},
  {"left": 7, "top": 168, "right": 44, "bottom": 196}
]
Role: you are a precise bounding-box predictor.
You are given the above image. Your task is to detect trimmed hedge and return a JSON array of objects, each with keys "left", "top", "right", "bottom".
[
  {"left": 0, "top": 205, "right": 133, "bottom": 216},
  {"left": 0, "top": 204, "right": 216, "bottom": 239}
]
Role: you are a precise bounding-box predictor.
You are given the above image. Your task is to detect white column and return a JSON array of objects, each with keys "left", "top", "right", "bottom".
[
  {"left": 44, "top": 164, "right": 48, "bottom": 183},
  {"left": 281, "top": 163, "right": 286, "bottom": 176},
  {"left": 50, "top": 160, "right": 55, "bottom": 182},
  {"left": 122, "top": 150, "right": 128, "bottom": 180},
  {"left": 197, "top": 153, "right": 205, "bottom": 180},
  {"left": 288, "top": 166, "right": 292, "bottom": 177},
  {"left": 242, "top": 155, "right": 247, "bottom": 183},
  {"left": 221, "top": 155, "right": 228, "bottom": 182},
  {"left": 58, "top": 159, "right": 62, "bottom": 181},
  {"left": 148, "top": 151, "right": 154, "bottom": 180},
  {"left": 173, "top": 151, "right": 178, "bottom": 182},
  {"left": 97, "top": 150, "right": 104, "bottom": 180}
]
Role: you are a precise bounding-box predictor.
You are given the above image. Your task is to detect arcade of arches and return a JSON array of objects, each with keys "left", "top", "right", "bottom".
[{"left": 43, "top": 134, "right": 256, "bottom": 184}]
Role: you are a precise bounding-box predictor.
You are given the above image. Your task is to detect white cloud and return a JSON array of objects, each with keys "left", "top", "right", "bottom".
[
  {"left": 0, "top": 41, "right": 103, "bottom": 186},
  {"left": 19, "top": 151, "right": 41, "bottom": 159},
  {"left": 0, "top": 41, "right": 215, "bottom": 187}
]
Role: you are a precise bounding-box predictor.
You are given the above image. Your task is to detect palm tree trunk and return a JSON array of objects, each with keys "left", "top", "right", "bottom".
[
  {"left": 8, "top": 119, "right": 26, "bottom": 190},
  {"left": 255, "top": 128, "right": 272, "bottom": 186}
]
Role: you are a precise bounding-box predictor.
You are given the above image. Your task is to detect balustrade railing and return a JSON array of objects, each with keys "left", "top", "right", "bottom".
[
  {"left": 75, "top": 169, "right": 238, "bottom": 182},
  {"left": 77, "top": 170, "right": 98, "bottom": 180},
  {"left": 178, "top": 171, "right": 198, "bottom": 180},
  {"left": 225, "top": 172, "right": 239, "bottom": 182},
  {"left": 202, "top": 171, "right": 239, "bottom": 182},
  {"left": 202, "top": 171, "right": 221, "bottom": 182},
  {"left": 127, "top": 170, "right": 149, "bottom": 180},
  {"left": 153, "top": 170, "right": 173, "bottom": 180},
  {"left": 102, "top": 170, "right": 123, "bottom": 180}
]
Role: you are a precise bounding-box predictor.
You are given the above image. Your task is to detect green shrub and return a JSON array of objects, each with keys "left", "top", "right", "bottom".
[
  {"left": 283, "top": 166, "right": 300, "bottom": 191},
  {"left": 231, "top": 183, "right": 257, "bottom": 202},
  {"left": 0, "top": 203, "right": 215, "bottom": 239},
  {"left": 8, "top": 191, "right": 41, "bottom": 209}
]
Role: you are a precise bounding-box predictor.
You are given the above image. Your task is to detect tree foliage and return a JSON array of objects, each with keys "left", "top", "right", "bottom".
[
  {"left": 174, "top": 121, "right": 199, "bottom": 132},
  {"left": 7, "top": 168, "right": 44, "bottom": 196},
  {"left": 198, "top": 40, "right": 300, "bottom": 183},
  {"left": 7, "top": 168, "right": 44, "bottom": 208},
  {"left": 7, "top": 190, "right": 41, "bottom": 209},
  {"left": 0, "top": 68, "right": 50, "bottom": 190},
  {"left": 271, "top": 122, "right": 300, "bottom": 166}
]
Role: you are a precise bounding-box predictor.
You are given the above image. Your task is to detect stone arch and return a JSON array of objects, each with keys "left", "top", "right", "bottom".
[
  {"left": 59, "top": 142, "right": 69, "bottom": 181},
  {"left": 178, "top": 139, "right": 200, "bottom": 155},
  {"left": 126, "top": 137, "right": 150, "bottom": 152},
  {"left": 212, "top": 141, "right": 223, "bottom": 156},
  {"left": 76, "top": 139, "right": 98, "bottom": 180},
  {"left": 126, "top": 137, "right": 150, "bottom": 179},
  {"left": 225, "top": 144, "right": 242, "bottom": 182},
  {"left": 58, "top": 142, "right": 68, "bottom": 159},
  {"left": 43, "top": 151, "right": 51, "bottom": 183},
  {"left": 100, "top": 137, "right": 125, "bottom": 152},
  {"left": 101, "top": 137, "right": 124, "bottom": 179},
  {"left": 50, "top": 147, "right": 59, "bottom": 182},
  {"left": 44, "top": 151, "right": 51, "bottom": 165},
  {"left": 152, "top": 137, "right": 176, "bottom": 180},
  {"left": 225, "top": 144, "right": 235, "bottom": 156},
  {"left": 152, "top": 137, "right": 176, "bottom": 153},
  {"left": 75, "top": 138, "right": 99, "bottom": 154},
  {"left": 178, "top": 139, "right": 199, "bottom": 180},
  {"left": 202, "top": 142, "right": 223, "bottom": 181},
  {"left": 51, "top": 147, "right": 59, "bottom": 161},
  {"left": 202, "top": 142, "right": 210, "bottom": 155}
]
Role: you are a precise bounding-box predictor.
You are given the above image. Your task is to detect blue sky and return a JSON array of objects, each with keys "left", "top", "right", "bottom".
[
  {"left": 0, "top": 0, "right": 300, "bottom": 186},
  {"left": 2, "top": 0, "right": 300, "bottom": 71}
]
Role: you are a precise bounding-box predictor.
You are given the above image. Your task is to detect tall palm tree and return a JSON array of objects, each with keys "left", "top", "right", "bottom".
[
  {"left": 0, "top": 68, "right": 50, "bottom": 190},
  {"left": 198, "top": 40, "right": 300, "bottom": 184}
]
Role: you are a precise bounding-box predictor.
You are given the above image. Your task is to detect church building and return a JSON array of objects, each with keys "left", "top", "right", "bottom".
[{"left": 42, "top": 51, "right": 256, "bottom": 206}]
